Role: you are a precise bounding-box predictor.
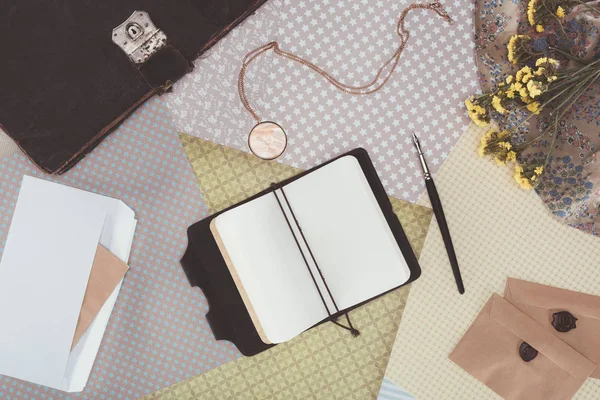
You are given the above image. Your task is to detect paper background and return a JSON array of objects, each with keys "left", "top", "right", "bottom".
[
  {"left": 382, "top": 123, "right": 600, "bottom": 399},
  {"left": 0, "top": 0, "right": 482, "bottom": 395},
  {"left": 164, "top": 0, "right": 478, "bottom": 203},
  {"left": 0, "top": 99, "right": 237, "bottom": 399},
  {"left": 140, "top": 135, "right": 432, "bottom": 400}
]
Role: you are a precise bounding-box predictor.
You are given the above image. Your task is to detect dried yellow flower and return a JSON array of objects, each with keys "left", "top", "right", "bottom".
[
  {"left": 519, "top": 87, "right": 531, "bottom": 102},
  {"left": 480, "top": 130, "right": 517, "bottom": 166},
  {"left": 478, "top": 129, "right": 494, "bottom": 156},
  {"left": 478, "top": 144, "right": 486, "bottom": 157},
  {"left": 472, "top": 115, "right": 489, "bottom": 127},
  {"left": 465, "top": 97, "right": 490, "bottom": 127},
  {"left": 506, "top": 151, "right": 517, "bottom": 162},
  {"left": 536, "top": 57, "right": 559, "bottom": 68},
  {"left": 556, "top": 6, "right": 565, "bottom": 19},
  {"left": 465, "top": 98, "right": 474, "bottom": 111},
  {"left": 527, "top": 101, "right": 542, "bottom": 114},
  {"left": 519, "top": 178, "right": 533, "bottom": 189},
  {"left": 513, "top": 164, "right": 544, "bottom": 190},
  {"left": 516, "top": 66, "right": 532, "bottom": 82},
  {"left": 527, "top": 0, "right": 537, "bottom": 26},
  {"left": 495, "top": 157, "right": 508, "bottom": 166},
  {"left": 492, "top": 95, "right": 508, "bottom": 114},
  {"left": 514, "top": 165, "right": 534, "bottom": 190},
  {"left": 536, "top": 24, "right": 545, "bottom": 33},
  {"left": 527, "top": 80, "right": 543, "bottom": 98},
  {"left": 507, "top": 35, "right": 532, "bottom": 65},
  {"left": 499, "top": 141, "right": 512, "bottom": 150}
]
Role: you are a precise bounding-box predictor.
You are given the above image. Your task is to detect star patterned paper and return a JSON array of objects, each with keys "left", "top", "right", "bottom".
[
  {"left": 165, "top": 0, "right": 478, "bottom": 203},
  {"left": 0, "top": 98, "right": 239, "bottom": 400}
]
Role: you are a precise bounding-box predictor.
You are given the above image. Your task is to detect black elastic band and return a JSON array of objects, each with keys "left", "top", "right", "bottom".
[{"left": 272, "top": 184, "right": 360, "bottom": 337}]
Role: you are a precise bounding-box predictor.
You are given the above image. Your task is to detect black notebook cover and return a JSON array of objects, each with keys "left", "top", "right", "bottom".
[{"left": 180, "top": 148, "right": 421, "bottom": 356}]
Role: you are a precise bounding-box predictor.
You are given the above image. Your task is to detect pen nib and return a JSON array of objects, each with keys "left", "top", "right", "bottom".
[
  {"left": 412, "top": 131, "right": 430, "bottom": 178},
  {"left": 411, "top": 131, "right": 421, "bottom": 151}
]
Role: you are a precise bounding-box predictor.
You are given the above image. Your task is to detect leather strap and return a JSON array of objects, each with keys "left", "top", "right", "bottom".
[{"left": 137, "top": 44, "right": 193, "bottom": 91}]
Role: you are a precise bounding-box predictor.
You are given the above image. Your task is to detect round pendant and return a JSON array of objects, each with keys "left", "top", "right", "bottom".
[{"left": 248, "top": 121, "right": 287, "bottom": 160}]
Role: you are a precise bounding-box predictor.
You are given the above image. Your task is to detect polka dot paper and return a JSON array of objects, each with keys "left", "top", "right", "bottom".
[{"left": 0, "top": 98, "right": 239, "bottom": 399}]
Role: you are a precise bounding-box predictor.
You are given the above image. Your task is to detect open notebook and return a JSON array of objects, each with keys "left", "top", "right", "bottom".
[{"left": 182, "top": 149, "right": 420, "bottom": 354}]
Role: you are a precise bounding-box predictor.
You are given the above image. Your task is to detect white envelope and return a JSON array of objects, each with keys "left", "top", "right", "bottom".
[{"left": 0, "top": 176, "right": 137, "bottom": 392}]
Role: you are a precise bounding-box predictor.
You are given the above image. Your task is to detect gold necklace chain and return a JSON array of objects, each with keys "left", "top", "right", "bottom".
[{"left": 238, "top": 1, "right": 453, "bottom": 124}]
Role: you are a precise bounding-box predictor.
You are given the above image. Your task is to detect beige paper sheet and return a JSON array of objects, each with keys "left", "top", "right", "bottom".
[
  {"left": 72, "top": 245, "right": 129, "bottom": 348},
  {"left": 383, "top": 123, "right": 600, "bottom": 399}
]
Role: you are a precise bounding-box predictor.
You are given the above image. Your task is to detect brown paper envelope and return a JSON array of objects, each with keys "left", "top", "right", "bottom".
[
  {"left": 71, "top": 245, "right": 129, "bottom": 349},
  {"left": 504, "top": 277, "right": 600, "bottom": 379},
  {"left": 450, "top": 293, "right": 596, "bottom": 400}
]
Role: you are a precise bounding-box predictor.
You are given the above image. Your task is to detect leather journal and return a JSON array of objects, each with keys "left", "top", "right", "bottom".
[
  {"left": 0, "top": 0, "right": 267, "bottom": 174},
  {"left": 181, "top": 149, "right": 421, "bottom": 356}
]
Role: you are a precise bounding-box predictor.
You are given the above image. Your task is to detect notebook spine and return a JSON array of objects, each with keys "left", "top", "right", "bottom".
[{"left": 182, "top": 223, "right": 274, "bottom": 356}]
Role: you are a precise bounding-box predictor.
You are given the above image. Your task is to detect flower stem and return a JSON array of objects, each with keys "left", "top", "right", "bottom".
[
  {"left": 521, "top": 69, "right": 600, "bottom": 152},
  {"left": 543, "top": 115, "right": 560, "bottom": 167},
  {"left": 571, "top": 0, "right": 600, "bottom": 17},
  {"left": 549, "top": 46, "right": 587, "bottom": 64},
  {"left": 543, "top": 2, "right": 571, "bottom": 42}
]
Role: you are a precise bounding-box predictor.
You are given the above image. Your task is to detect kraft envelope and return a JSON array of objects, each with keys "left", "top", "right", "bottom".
[
  {"left": 450, "top": 293, "right": 596, "bottom": 400},
  {"left": 504, "top": 277, "right": 600, "bottom": 379}
]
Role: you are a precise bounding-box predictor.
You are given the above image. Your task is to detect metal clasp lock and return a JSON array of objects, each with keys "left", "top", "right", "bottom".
[
  {"left": 126, "top": 22, "right": 143, "bottom": 41},
  {"left": 112, "top": 11, "right": 167, "bottom": 65}
]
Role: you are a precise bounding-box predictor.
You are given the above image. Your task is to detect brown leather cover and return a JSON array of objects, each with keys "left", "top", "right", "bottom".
[{"left": 0, "top": 0, "right": 267, "bottom": 174}]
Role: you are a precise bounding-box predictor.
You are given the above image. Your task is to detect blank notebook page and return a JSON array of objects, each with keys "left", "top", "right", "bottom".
[{"left": 213, "top": 155, "right": 410, "bottom": 344}]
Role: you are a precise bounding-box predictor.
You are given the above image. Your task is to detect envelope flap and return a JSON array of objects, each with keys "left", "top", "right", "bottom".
[
  {"left": 489, "top": 293, "right": 595, "bottom": 379},
  {"left": 505, "top": 277, "right": 600, "bottom": 320}
]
